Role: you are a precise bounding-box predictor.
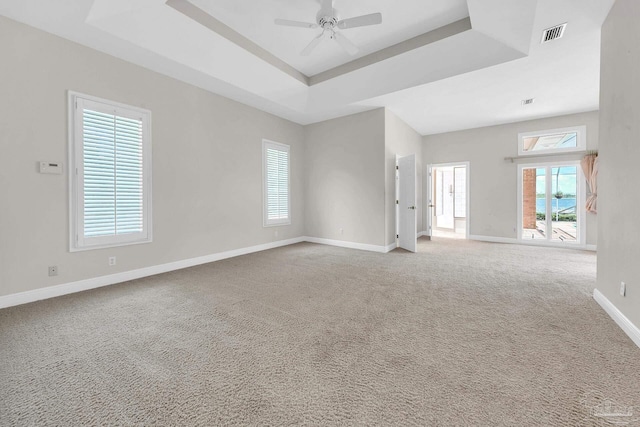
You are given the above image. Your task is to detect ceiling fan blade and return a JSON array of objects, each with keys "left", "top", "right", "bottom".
[
  {"left": 274, "top": 19, "right": 318, "bottom": 29},
  {"left": 334, "top": 32, "right": 358, "bottom": 55},
  {"left": 337, "top": 13, "right": 382, "bottom": 30},
  {"left": 301, "top": 32, "right": 324, "bottom": 56}
]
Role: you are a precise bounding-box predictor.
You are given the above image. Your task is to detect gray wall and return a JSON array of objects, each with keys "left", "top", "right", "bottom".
[
  {"left": 0, "top": 17, "right": 305, "bottom": 297},
  {"left": 385, "top": 110, "right": 423, "bottom": 246},
  {"left": 304, "top": 109, "right": 386, "bottom": 247},
  {"left": 596, "top": 0, "right": 640, "bottom": 328},
  {"left": 423, "top": 111, "right": 599, "bottom": 245}
]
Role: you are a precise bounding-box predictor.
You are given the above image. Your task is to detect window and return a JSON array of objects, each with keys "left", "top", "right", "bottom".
[
  {"left": 517, "top": 161, "right": 585, "bottom": 246},
  {"left": 263, "top": 140, "right": 290, "bottom": 226},
  {"left": 518, "top": 126, "right": 586, "bottom": 156},
  {"left": 69, "top": 92, "right": 152, "bottom": 251}
]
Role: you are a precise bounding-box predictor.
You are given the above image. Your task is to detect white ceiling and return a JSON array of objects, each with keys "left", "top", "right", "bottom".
[
  {"left": 371, "top": 0, "right": 613, "bottom": 135},
  {"left": 0, "top": 0, "right": 615, "bottom": 135},
  {"left": 189, "top": 0, "right": 470, "bottom": 76}
]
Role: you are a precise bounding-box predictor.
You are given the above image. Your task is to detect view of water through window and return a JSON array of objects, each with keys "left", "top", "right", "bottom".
[{"left": 522, "top": 165, "right": 578, "bottom": 243}]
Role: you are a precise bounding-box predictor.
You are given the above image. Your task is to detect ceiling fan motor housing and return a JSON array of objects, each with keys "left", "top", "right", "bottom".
[{"left": 317, "top": 10, "right": 338, "bottom": 30}]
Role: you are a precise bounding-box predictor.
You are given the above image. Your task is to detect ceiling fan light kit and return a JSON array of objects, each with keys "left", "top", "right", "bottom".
[{"left": 274, "top": 0, "right": 382, "bottom": 56}]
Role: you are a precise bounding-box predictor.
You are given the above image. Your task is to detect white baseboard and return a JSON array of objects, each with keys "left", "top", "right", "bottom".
[
  {"left": 0, "top": 237, "right": 305, "bottom": 310},
  {"left": 0, "top": 230, "right": 602, "bottom": 310},
  {"left": 382, "top": 232, "right": 427, "bottom": 253},
  {"left": 470, "top": 234, "right": 597, "bottom": 251},
  {"left": 593, "top": 289, "right": 640, "bottom": 349},
  {"left": 469, "top": 235, "right": 518, "bottom": 244},
  {"left": 303, "top": 236, "right": 389, "bottom": 253},
  {"left": 0, "top": 236, "right": 398, "bottom": 309}
]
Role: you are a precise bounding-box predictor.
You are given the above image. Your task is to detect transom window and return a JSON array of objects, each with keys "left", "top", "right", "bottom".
[
  {"left": 518, "top": 126, "right": 586, "bottom": 156},
  {"left": 69, "top": 92, "right": 152, "bottom": 251}
]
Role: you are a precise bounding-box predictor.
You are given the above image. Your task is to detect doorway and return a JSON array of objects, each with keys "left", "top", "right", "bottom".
[
  {"left": 427, "top": 162, "right": 469, "bottom": 239},
  {"left": 517, "top": 161, "right": 585, "bottom": 246}
]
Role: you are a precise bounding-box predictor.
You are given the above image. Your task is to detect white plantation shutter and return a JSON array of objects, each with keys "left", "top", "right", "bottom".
[
  {"left": 266, "top": 148, "right": 289, "bottom": 220},
  {"left": 83, "top": 110, "right": 144, "bottom": 236},
  {"left": 263, "top": 140, "right": 290, "bottom": 226},
  {"left": 70, "top": 93, "right": 152, "bottom": 250}
]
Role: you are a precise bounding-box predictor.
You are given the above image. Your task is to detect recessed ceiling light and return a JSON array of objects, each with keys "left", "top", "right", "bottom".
[
  {"left": 541, "top": 23, "right": 567, "bottom": 43},
  {"left": 522, "top": 98, "right": 535, "bottom": 105}
]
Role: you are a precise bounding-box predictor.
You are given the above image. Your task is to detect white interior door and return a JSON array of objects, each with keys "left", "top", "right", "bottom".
[
  {"left": 398, "top": 154, "right": 417, "bottom": 253},
  {"left": 436, "top": 168, "right": 454, "bottom": 229}
]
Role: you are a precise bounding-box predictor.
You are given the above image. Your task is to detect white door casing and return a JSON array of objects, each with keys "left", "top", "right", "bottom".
[{"left": 398, "top": 154, "right": 417, "bottom": 253}]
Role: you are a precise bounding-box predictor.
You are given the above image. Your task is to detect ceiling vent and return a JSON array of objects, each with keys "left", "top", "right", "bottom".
[
  {"left": 522, "top": 98, "right": 535, "bottom": 106},
  {"left": 541, "top": 23, "right": 567, "bottom": 43}
]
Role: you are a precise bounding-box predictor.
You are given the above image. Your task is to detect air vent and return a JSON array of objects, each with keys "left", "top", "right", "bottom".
[
  {"left": 522, "top": 98, "right": 535, "bottom": 106},
  {"left": 541, "top": 23, "right": 567, "bottom": 43}
]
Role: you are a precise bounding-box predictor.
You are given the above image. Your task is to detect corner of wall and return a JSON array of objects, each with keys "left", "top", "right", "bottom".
[
  {"left": 594, "top": 0, "right": 640, "bottom": 345},
  {"left": 302, "top": 109, "right": 387, "bottom": 247}
]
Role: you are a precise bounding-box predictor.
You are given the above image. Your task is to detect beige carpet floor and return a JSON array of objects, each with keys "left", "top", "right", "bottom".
[{"left": 1, "top": 238, "right": 639, "bottom": 426}]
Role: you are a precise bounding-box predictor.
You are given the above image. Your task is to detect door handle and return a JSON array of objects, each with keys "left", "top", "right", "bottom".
[
  {"left": 428, "top": 204, "right": 434, "bottom": 208},
  {"left": 408, "top": 206, "right": 416, "bottom": 210}
]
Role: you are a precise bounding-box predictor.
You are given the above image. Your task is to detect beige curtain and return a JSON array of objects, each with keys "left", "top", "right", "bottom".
[{"left": 581, "top": 154, "right": 598, "bottom": 213}]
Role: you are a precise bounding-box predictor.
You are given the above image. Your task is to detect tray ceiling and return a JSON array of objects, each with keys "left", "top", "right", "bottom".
[{"left": 0, "top": 0, "right": 615, "bottom": 135}]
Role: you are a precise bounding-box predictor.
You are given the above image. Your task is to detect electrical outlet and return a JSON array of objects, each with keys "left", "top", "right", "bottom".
[
  {"left": 274, "top": 230, "right": 279, "bottom": 238},
  {"left": 339, "top": 228, "right": 344, "bottom": 235},
  {"left": 109, "top": 256, "right": 116, "bottom": 266},
  {"left": 48, "top": 266, "right": 58, "bottom": 277},
  {"left": 620, "top": 281, "right": 626, "bottom": 297}
]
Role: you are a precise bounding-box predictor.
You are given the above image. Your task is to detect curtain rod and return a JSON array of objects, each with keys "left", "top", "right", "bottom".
[{"left": 504, "top": 151, "right": 590, "bottom": 163}]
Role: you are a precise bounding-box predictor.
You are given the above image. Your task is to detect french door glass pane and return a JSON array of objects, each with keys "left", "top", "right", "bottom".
[
  {"left": 551, "top": 166, "right": 578, "bottom": 242},
  {"left": 522, "top": 167, "right": 546, "bottom": 240},
  {"left": 521, "top": 164, "right": 580, "bottom": 244}
]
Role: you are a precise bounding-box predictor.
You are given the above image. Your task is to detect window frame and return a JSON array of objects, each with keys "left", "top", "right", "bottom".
[
  {"left": 262, "top": 139, "right": 291, "bottom": 227},
  {"left": 68, "top": 91, "right": 153, "bottom": 252},
  {"left": 517, "top": 125, "right": 586, "bottom": 156}
]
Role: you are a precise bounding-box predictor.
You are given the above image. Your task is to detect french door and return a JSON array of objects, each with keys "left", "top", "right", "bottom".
[{"left": 518, "top": 161, "right": 584, "bottom": 245}]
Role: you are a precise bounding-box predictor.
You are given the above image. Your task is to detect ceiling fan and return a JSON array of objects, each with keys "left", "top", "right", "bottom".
[{"left": 275, "top": 0, "right": 382, "bottom": 56}]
